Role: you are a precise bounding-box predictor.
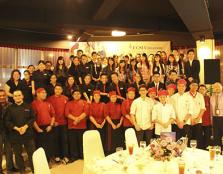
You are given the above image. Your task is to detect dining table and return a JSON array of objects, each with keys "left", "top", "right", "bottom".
[{"left": 87, "top": 147, "right": 223, "bottom": 174}]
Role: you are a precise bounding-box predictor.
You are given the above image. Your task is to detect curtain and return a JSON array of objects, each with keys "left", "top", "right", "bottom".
[
  {"left": 0, "top": 46, "right": 70, "bottom": 87},
  {"left": 0, "top": 47, "right": 16, "bottom": 87}
]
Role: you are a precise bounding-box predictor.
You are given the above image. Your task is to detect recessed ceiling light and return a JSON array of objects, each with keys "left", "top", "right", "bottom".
[{"left": 111, "top": 30, "right": 126, "bottom": 37}]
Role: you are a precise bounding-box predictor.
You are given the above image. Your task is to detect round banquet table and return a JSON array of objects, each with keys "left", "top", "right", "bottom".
[{"left": 88, "top": 148, "right": 223, "bottom": 174}]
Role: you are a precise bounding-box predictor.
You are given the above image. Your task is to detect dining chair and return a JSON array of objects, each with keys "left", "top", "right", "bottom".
[
  {"left": 125, "top": 128, "right": 139, "bottom": 148},
  {"left": 83, "top": 130, "right": 105, "bottom": 174},
  {"left": 32, "top": 147, "right": 51, "bottom": 174}
]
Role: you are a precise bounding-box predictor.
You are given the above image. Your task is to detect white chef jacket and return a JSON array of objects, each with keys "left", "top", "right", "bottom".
[
  {"left": 130, "top": 97, "right": 154, "bottom": 130},
  {"left": 171, "top": 92, "right": 193, "bottom": 125},
  {"left": 186, "top": 92, "right": 206, "bottom": 124},
  {"left": 152, "top": 102, "right": 176, "bottom": 135}
]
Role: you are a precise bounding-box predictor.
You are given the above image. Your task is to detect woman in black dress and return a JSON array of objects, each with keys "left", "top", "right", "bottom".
[
  {"left": 21, "top": 70, "right": 33, "bottom": 104},
  {"left": 54, "top": 56, "right": 68, "bottom": 86},
  {"left": 4, "top": 69, "right": 23, "bottom": 103}
]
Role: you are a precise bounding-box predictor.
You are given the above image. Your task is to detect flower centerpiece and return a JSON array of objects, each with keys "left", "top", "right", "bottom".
[{"left": 149, "top": 137, "right": 185, "bottom": 161}]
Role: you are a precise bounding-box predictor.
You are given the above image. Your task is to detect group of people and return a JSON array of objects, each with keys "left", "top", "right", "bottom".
[{"left": 0, "top": 48, "right": 222, "bottom": 174}]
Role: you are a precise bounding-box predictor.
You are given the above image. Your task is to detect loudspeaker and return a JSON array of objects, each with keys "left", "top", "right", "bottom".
[{"left": 204, "top": 59, "right": 220, "bottom": 84}]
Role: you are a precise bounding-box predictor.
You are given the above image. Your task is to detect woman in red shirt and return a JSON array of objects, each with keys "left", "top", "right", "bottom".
[
  {"left": 89, "top": 90, "right": 106, "bottom": 150},
  {"left": 105, "top": 91, "right": 123, "bottom": 154}
]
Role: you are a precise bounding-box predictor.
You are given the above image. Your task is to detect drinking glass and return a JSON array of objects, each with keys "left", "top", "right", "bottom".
[
  {"left": 128, "top": 144, "right": 134, "bottom": 155},
  {"left": 190, "top": 140, "right": 197, "bottom": 151},
  {"left": 116, "top": 147, "right": 123, "bottom": 152},
  {"left": 178, "top": 159, "right": 185, "bottom": 174},
  {"left": 140, "top": 141, "right": 147, "bottom": 149},
  {"left": 209, "top": 147, "right": 216, "bottom": 161},
  {"left": 215, "top": 146, "right": 221, "bottom": 161}
]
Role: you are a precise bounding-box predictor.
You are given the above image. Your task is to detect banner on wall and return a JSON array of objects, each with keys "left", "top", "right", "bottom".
[{"left": 70, "top": 41, "right": 171, "bottom": 57}]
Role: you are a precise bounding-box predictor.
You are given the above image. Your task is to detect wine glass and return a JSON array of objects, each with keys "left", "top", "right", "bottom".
[
  {"left": 140, "top": 141, "right": 147, "bottom": 149},
  {"left": 116, "top": 147, "right": 123, "bottom": 152},
  {"left": 215, "top": 146, "right": 221, "bottom": 161},
  {"left": 190, "top": 140, "right": 197, "bottom": 152}
]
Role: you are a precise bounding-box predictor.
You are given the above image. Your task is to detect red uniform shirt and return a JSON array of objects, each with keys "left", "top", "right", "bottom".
[
  {"left": 202, "top": 95, "right": 211, "bottom": 126},
  {"left": 89, "top": 102, "right": 105, "bottom": 124},
  {"left": 32, "top": 99, "right": 55, "bottom": 126},
  {"left": 47, "top": 95, "right": 68, "bottom": 125},
  {"left": 65, "top": 99, "right": 89, "bottom": 129},
  {"left": 121, "top": 99, "right": 134, "bottom": 127},
  {"left": 104, "top": 102, "right": 122, "bottom": 120}
]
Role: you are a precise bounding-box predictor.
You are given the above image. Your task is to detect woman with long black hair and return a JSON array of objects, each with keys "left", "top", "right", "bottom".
[
  {"left": 63, "top": 75, "right": 78, "bottom": 100},
  {"left": 137, "top": 53, "right": 151, "bottom": 85},
  {"left": 54, "top": 56, "right": 68, "bottom": 86},
  {"left": 21, "top": 70, "right": 33, "bottom": 104},
  {"left": 102, "top": 57, "right": 116, "bottom": 81}
]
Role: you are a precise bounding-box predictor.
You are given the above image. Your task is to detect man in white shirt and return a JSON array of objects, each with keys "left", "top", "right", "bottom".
[
  {"left": 131, "top": 84, "right": 154, "bottom": 144},
  {"left": 152, "top": 90, "right": 175, "bottom": 137},
  {"left": 210, "top": 82, "right": 223, "bottom": 146},
  {"left": 186, "top": 80, "right": 205, "bottom": 149},
  {"left": 171, "top": 79, "right": 193, "bottom": 141}
]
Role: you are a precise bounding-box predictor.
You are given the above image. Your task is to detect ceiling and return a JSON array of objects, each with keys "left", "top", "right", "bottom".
[{"left": 0, "top": 0, "right": 222, "bottom": 46}]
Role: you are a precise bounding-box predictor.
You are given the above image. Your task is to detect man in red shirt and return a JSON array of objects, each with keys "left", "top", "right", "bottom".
[
  {"left": 89, "top": 90, "right": 106, "bottom": 150},
  {"left": 199, "top": 84, "right": 212, "bottom": 148},
  {"left": 121, "top": 87, "right": 135, "bottom": 132},
  {"left": 32, "top": 88, "right": 55, "bottom": 161},
  {"left": 47, "top": 84, "right": 69, "bottom": 164},
  {"left": 104, "top": 91, "right": 123, "bottom": 154},
  {"left": 65, "top": 88, "right": 89, "bottom": 162}
]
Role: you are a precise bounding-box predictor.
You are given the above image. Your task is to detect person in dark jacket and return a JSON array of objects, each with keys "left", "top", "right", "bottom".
[
  {"left": 5, "top": 90, "right": 36, "bottom": 174},
  {"left": 184, "top": 49, "right": 200, "bottom": 83}
]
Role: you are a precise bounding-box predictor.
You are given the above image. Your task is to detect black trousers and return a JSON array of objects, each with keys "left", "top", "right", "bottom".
[
  {"left": 202, "top": 125, "right": 212, "bottom": 148},
  {"left": 0, "top": 133, "right": 3, "bottom": 172},
  {"left": 172, "top": 124, "right": 191, "bottom": 144},
  {"left": 35, "top": 126, "right": 54, "bottom": 161},
  {"left": 11, "top": 139, "right": 35, "bottom": 172},
  {"left": 53, "top": 125, "right": 69, "bottom": 158},
  {"left": 68, "top": 129, "right": 85, "bottom": 160},
  {"left": 191, "top": 123, "right": 203, "bottom": 149},
  {"left": 106, "top": 120, "right": 124, "bottom": 154},
  {"left": 213, "top": 116, "right": 223, "bottom": 146},
  {"left": 3, "top": 133, "right": 15, "bottom": 170},
  {"left": 135, "top": 129, "right": 153, "bottom": 145}
]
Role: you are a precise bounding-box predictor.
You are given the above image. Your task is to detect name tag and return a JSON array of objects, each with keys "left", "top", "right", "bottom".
[
  {"left": 44, "top": 73, "right": 47, "bottom": 76},
  {"left": 120, "top": 87, "right": 123, "bottom": 90},
  {"left": 88, "top": 89, "right": 91, "bottom": 91}
]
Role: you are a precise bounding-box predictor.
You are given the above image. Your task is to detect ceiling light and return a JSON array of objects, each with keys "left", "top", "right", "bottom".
[
  {"left": 67, "top": 35, "right": 73, "bottom": 40},
  {"left": 111, "top": 30, "right": 126, "bottom": 37}
]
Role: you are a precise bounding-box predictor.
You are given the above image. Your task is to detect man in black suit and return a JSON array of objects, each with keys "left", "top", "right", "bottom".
[
  {"left": 148, "top": 72, "right": 165, "bottom": 94},
  {"left": 109, "top": 72, "right": 126, "bottom": 104},
  {"left": 184, "top": 49, "right": 200, "bottom": 83}
]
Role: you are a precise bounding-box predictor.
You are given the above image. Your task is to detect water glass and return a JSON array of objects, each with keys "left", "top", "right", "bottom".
[
  {"left": 215, "top": 146, "right": 221, "bottom": 161},
  {"left": 190, "top": 140, "right": 197, "bottom": 151},
  {"left": 116, "top": 147, "right": 123, "bottom": 152},
  {"left": 140, "top": 141, "right": 147, "bottom": 149}
]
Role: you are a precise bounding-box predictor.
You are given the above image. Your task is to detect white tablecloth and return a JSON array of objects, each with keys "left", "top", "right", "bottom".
[{"left": 88, "top": 148, "right": 223, "bottom": 174}]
